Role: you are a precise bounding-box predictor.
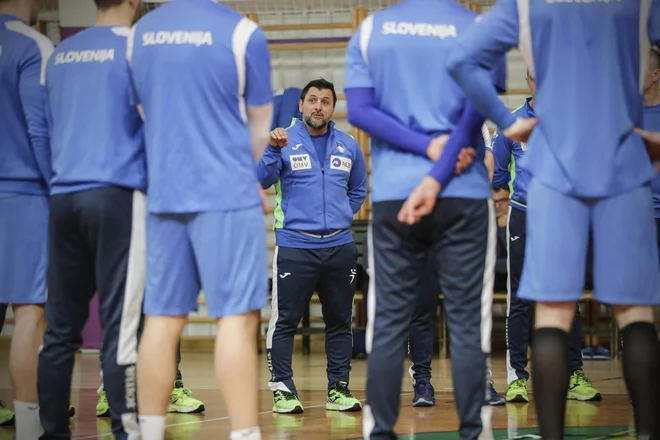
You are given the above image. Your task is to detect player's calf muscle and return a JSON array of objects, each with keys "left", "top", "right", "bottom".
[
  {"left": 613, "top": 306, "right": 655, "bottom": 328},
  {"left": 215, "top": 313, "right": 260, "bottom": 430},
  {"left": 9, "top": 305, "right": 45, "bottom": 402}
]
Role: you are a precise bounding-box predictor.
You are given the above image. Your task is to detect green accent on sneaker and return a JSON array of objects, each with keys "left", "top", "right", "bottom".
[
  {"left": 0, "top": 401, "right": 14, "bottom": 427},
  {"left": 567, "top": 370, "right": 602, "bottom": 401},
  {"left": 96, "top": 390, "right": 111, "bottom": 418},
  {"left": 326, "top": 381, "right": 362, "bottom": 412},
  {"left": 273, "top": 390, "right": 304, "bottom": 414},
  {"left": 505, "top": 378, "right": 529, "bottom": 403},
  {"left": 168, "top": 380, "right": 206, "bottom": 414}
]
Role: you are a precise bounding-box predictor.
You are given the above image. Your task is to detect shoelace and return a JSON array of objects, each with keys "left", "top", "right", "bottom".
[
  {"left": 334, "top": 384, "right": 355, "bottom": 398},
  {"left": 275, "top": 390, "right": 298, "bottom": 401},
  {"left": 179, "top": 388, "right": 193, "bottom": 397},
  {"left": 574, "top": 371, "right": 592, "bottom": 386},
  {"left": 173, "top": 381, "right": 194, "bottom": 397}
]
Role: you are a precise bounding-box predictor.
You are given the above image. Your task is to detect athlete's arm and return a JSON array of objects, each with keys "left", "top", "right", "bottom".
[
  {"left": 650, "top": 0, "right": 660, "bottom": 46},
  {"left": 446, "top": 0, "right": 520, "bottom": 131},
  {"left": 426, "top": 14, "right": 509, "bottom": 188},
  {"left": 256, "top": 143, "right": 283, "bottom": 189},
  {"left": 345, "top": 88, "right": 435, "bottom": 158},
  {"left": 244, "top": 25, "right": 274, "bottom": 162},
  {"left": 491, "top": 129, "right": 513, "bottom": 190},
  {"left": 20, "top": 39, "right": 54, "bottom": 186},
  {"left": 485, "top": 149, "right": 494, "bottom": 182},
  {"left": 428, "top": 102, "right": 484, "bottom": 187},
  {"left": 344, "top": 21, "right": 436, "bottom": 159},
  {"left": 126, "top": 25, "right": 144, "bottom": 121},
  {"left": 347, "top": 141, "right": 368, "bottom": 214},
  {"left": 483, "top": 125, "right": 495, "bottom": 182},
  {"left": 248, "top": 104, "right": 273, "bottom": 163}
]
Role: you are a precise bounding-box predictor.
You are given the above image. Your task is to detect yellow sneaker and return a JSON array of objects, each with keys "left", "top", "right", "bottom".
[
  {"left": 168, "top": 380, "right": 205, "bottom": 414},
  {"left": 96, "top": 390, "right": 111, "bottom": 417},
  {"left": 0, "top": 401, "right": 14, "bottom": 426}
]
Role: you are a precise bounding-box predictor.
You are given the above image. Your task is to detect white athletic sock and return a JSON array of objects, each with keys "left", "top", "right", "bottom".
[
  {"left": 14, "top": 400, "right": 41, "bottom": 440},
  {"left": 138, "top": 414, "right": 166, "bottom": 440},
  {"left": 230, "top": 426, "right": 262, "bottom": 440}
]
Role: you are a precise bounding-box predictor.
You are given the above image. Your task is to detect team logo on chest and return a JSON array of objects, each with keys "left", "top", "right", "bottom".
[
  {"left": 330, "top": 155, "right": 352, "bottom": 173},
  {"left": 290, "top": 154, "right": 312, "bottom": 171},
  {"left": 336, "top": 141, "right": 346, "bottom": 153}
]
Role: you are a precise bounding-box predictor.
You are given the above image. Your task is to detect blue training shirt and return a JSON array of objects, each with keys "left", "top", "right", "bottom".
[
  {"left": 46, "top": 26, "right": 146, "bottom": 195},
  {"left": 311, "top": 132, "right": 329, "bottom": 164},
  {"left": 0, "top": 15, "right": 54, "bottom": 195},
  {"left": 128, "top": 0, "right": 273, "bottom": 214},
  {"left": 257, "top": 119, "right": 368, "bottom": 249},
  {"left": 446, "top": 0, "right": 660, "bottom": 199},
  {"left": 344, "top": 0, "right": 505, "bottom": 203},
  {"left": 644, "top": 104, "right": 660, "bottom": 217},
  {"left": 492, "top": 98, "right": 535, "bottom": 211}
]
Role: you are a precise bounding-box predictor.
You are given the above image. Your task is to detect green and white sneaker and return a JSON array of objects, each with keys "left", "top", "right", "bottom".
[
  {"left": 505, "top": 378, "right": 529, "bottom": 403},
  {"left": 326, "top": 381, "right": 362, "bottom": 412},
  {"left": 168, "top": 380, "right": 206, "bottom": 414},
  {"left": 567, "top": 370, "right": 602, "bottom": 401},
  {"left": 96, "top": 389, "right": 110, "bottom": 417},
  {"left": 0, "top": 401, "right": 14, "bottom": 426},
  {"left": 273, "top": 390, "right": 304, "bottom": 414}
]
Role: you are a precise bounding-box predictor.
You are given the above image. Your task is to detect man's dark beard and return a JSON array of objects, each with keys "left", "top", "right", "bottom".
[{"left": 305, "top": 115, "right": 327, "bottom": 130}]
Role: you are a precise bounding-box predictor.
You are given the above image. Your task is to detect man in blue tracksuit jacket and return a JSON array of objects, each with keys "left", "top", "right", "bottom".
[
  {"left": 258, "top": 78, "right": 367, "bottom": 415},
  {"left": 492, "top": 72, "right": 600, "bottom": 404}
]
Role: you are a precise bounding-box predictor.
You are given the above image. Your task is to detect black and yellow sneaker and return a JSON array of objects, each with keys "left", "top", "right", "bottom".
[
  {"left": 0, "top": 400, "right": 14, "bottom": 426},
  {"left": 272, "top": 390, "right": 304, "bottom": 414},
  {"left": 326, "top": 382, "right": 362, "bottom": 412}
]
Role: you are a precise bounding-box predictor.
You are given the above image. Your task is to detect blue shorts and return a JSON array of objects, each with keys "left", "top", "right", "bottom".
[
  {"left": 144, "top": 207, "right": 268, "bottom": 318},
  {"left": 518, "top": 179, "right": 660, "bottom": 305},
  {"left": 0, "top": 194, "right": 48, "bottom": 304}
]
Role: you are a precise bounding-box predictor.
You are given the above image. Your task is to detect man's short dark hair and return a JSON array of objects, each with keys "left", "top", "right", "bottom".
[
  {"left": 94, "top": 0, "right": 124, "bottom": 10},
  {"left": 651, "top": 47, "right": 660, "bottom": 70},
  {"left": 300, "top": 78, "right": 337, "bottom": 107}
]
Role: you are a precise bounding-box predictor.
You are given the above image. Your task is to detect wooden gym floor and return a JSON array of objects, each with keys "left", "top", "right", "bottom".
[{"left": 0, "top": 349, "right": 635, "bottom": 439}]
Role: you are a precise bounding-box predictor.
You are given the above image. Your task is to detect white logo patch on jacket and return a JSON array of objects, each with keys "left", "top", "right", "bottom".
[
  {"left": 330, "top": 155, "right": 352, "bottom": 173},
  {"left": 290, "top": 154, "right": 312, "bottom": 170}
]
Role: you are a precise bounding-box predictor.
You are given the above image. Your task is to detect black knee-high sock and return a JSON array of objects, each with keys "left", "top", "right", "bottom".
[
  {"left": 531, "top": 327, "right": 570, "bottom": 440},
  {"left": 621, "top": 322, "right": 660, "bottom": 440},
  {"left": 0, "top": 303, "right": 7, "bottom": 335}
]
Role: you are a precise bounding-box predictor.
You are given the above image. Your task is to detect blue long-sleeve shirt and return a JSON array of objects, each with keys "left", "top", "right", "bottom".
[
  {"left": 0, "top": 15, "right": 54, "bottom": 195},
  {"left": 343, "top": 0, "right": 505, "bottom": 203},
  {"left": 257, "top": 119, "right": 367, "bottom": 249},
  {"left": 446, "top": 0, "right": 660, "bottom": 198},
  {"left": 46, "top": 26, "right": 146, "bottom": 194},
  {"left": 645, "top": 104, "right": 660, "bottom": 217},
  {"left": 491, "top": 98, "right": 535, "bottom": 211}
]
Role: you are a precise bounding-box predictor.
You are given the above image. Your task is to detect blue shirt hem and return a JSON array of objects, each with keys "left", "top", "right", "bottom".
[{"left": 275, "top": 229, "right": 354, "bottom": 249}]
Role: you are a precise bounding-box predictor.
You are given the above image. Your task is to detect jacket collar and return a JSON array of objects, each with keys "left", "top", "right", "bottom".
[{"left": 293, "top": 118, "right": 335, "bottom": 134}]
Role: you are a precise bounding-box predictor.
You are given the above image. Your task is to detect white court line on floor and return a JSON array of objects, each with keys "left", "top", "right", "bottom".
[{"left": 73, "top": 392, "right": 415, "bottom": 439}]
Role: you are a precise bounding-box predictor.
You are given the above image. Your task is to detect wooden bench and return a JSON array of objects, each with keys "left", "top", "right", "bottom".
[{"left": 437, "top": 290, "right": 621, "bottom": 359}]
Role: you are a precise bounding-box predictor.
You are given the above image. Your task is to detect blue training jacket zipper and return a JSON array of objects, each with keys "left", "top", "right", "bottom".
[
  {"left": 321, "top": 166, "right": 326, "bottom": 238},
  {"left": 303, "top": 122, "right": 330, "bottom": 238}
]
